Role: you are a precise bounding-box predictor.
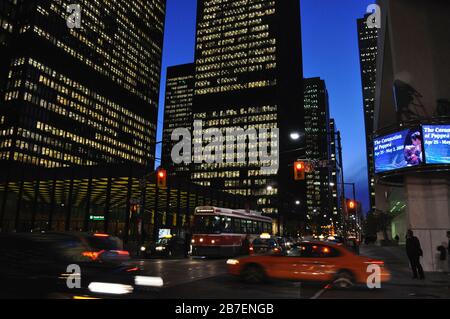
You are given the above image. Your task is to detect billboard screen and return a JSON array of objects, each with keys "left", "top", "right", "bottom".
[
  {"left": 423, "top": 125, "right": 450, "bottom": 164},
  {"left": 374, "top": 128, "right": 423, "bottom": 174}
]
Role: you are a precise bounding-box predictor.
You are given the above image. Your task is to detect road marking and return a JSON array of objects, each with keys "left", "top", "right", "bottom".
[{"left": 310, "top": 283, "right": 333, "bottom": 299}]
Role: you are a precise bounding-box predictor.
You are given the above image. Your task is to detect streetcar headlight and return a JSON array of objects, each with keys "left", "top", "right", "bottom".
[
  {"left": 211, "top": 240, "right": 215, "bottom": 244},
  {"left": 199, "top": 238, "right": 204, "bottom": 243},
  {"left": 226, "top": 259, "right": 240, "bottom": 265}
]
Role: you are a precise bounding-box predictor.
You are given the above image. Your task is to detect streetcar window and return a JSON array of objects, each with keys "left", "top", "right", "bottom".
[
  {"left": 246, "top": 220, "right": 252, "bottom": 234},
  {"left": 193, "top": 215, "right": 235, "bottom": 234},
  {"left": 223, "top": 217, "right": 233, "bottom": 233},
  {"left": 233, "top": 218, "right": 242, "bottom": 233},
  {"left": 256, "top": 221, "right": 262, "bottom": 234},
  {"left": 241, "top": 220, "right": 247, "bottom": 234}
]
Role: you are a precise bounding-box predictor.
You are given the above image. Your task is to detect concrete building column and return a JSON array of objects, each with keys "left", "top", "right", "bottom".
[{"left": 405, "top": 175, "right": 450, "bottom": 272}]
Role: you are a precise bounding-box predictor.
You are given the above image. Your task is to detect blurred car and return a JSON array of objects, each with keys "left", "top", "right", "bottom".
[
  {"left": 345, "top": 237, "right": 360, "bottom": 255},
  {"left": 276, "top": 237, "right": 293, "bottom": 251},
  {"left": 140, "top": 235, "right": 187, "bottom": 259},
  {"left": 0, "top": 233, "right": 163, "bottom": 299},
  {"left": 52, "top": 232, "right": 131, "bottom": 263},
  {"left": 227, "top": 241, "right": 390, "bottom": 288},
  {"left": 326, "top": 235, "right": 344, "bottom": 244},
  {"left": 250, "top": 235, "right": 283, "bottom": 255}
]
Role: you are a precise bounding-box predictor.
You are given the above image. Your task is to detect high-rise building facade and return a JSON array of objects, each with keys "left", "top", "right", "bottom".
[
  {"left": 357, "top": 14, "right": 378, "bottom": 212},
  {"left": 162, "top": 63, "right": 195, "bottom": 176},
  {"left": 0, "top": 0, "right": 18, "bottom": 96},
  {"left": 0, "top": 1, "right": 166, "bottom": 168},
  {"left": 191, "top": 0, "right": 304, "bottom": 228},
  {"left": 328, "top": 118, "right": 343, "bottom": 231},
  {"left": 304, "top": 77, "right": 333, "bottom": 233}
]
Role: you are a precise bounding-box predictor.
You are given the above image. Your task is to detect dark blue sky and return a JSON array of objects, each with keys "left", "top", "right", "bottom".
[{"left": 157, "top": 0, "right": 375, "bottom": 213}]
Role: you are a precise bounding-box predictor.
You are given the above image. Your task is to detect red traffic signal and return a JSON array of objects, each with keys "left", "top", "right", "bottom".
[
  {"left": 130, "top": 204, "right": 139, "bottom": 214},
  {"left": 349, "top": 201, "right": 355, "bottom": 209},
  {"left": 157, "top": 168, "right": 167, "bottom": 188},
  {"left": 294, "top": 161, "right": 306, "bottom": 181},
  {"left": 346, "top": 200, "right": 357, "bottom": 214}
]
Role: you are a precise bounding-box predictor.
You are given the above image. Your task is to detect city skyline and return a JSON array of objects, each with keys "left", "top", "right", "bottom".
[
  {"left": 157, "top": 0, "right": 375, "bottom": 213},
  {"left": 1, "top": 0, "right": 449, "bottom": 301}
]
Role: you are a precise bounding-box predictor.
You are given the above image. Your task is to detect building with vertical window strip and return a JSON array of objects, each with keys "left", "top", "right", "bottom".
[
  {"left": 328, "top": 118, "right": 343, "bottom": 228},
  {"left": 357, "top": 14, "right": 378, "bottom": 212},
  {"left": 304, "top": 77, "right": 333, "bottom": 233},
  {"left": 0, "top": 0, "right": 166, "bottom": 169},
  {"left": 162, "top": 63, "right": 195, "bottom": 177},
  {"left": 0, "top": 0, "right": 18, "bottom": 100},
  {"left": 190, "top": 0, "right": 304, "bottom": 232}
]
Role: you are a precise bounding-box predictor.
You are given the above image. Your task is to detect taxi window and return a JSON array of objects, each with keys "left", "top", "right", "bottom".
[
  {"left": 310, "top": 244, "right": 340, "bottom": 258},
  {"left": 288, "top": 244, "right": 340, "bottom": 258}
]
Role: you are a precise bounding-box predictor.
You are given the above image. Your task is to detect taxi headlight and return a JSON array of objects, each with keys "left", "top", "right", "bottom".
[
  {"left": 88, "top": 282, "right": 133, "bottom": 295},
  {"left": 226, "top": 259, "right": 240, "bottom": 265},
  {"left": 135, "top": 276, "right": 164, "bottom": 287}
]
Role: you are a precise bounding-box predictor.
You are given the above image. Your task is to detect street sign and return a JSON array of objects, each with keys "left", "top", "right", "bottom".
[{"left": 89, "top": 215, "right": 105, "bottom": 221}]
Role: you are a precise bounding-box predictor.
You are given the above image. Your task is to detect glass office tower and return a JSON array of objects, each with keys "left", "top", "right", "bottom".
[{"left": 0, "top": 0, "right": 166, "bottom": 168}]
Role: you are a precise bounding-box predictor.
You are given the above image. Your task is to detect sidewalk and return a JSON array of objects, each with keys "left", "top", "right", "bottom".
[{"left": 359, "top": 244, "right": 450, "bottom": 298}]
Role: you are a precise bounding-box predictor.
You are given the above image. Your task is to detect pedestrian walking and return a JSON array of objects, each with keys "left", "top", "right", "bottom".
[
  {"left": 242, "top": 235, "right": 250, "bottom": 255},
  {"left": 184, "top": 230, "right": 192, "bottom": 258},
  {"left": 405, "top": 229, "right": 425, "bottom": 280}
]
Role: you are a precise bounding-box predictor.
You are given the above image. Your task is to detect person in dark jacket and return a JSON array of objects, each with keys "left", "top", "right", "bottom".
[
  {"left": 241, "top": 235, "right": 250, "bottom": 255},
  {"left": 184, "top": 231, "right": 192, "bottom": 258},
  {"left": 406, "top": 229, "right": 425, "bottom": 280},
  {"left": 447, "top": 231, "right": 450, "bottom": 256}
]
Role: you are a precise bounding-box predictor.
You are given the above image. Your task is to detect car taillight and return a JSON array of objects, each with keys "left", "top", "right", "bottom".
[
  {"left": 82, "top": 250, "right": 105, "bottom": 261},
  {"left": 113, "top": 250, "right": 130, "bottom": 256},
  {"left": 82, "top": 250, "right": 103, "bottom": 261}
]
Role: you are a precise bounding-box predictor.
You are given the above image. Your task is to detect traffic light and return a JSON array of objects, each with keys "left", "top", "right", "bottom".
[
  {"left": 346, "top": 200, "right": 357, "bottom": 215},
  {"left": 157, "top": 168, "right": 167, "bottom": 188},
  {"left": 294, "top": 161, "right": 306, "bottom": 181},
  {"left": 130, "top": 203, "right": 139, "bottom": 214}
]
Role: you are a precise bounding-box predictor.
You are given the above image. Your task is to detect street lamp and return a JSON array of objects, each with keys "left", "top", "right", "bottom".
[
  {"left": 290, "top": 132, "right": 302, "bottom": 141},
  {"left": 295, "top": 200, "right": 301, "bottom": 206}
]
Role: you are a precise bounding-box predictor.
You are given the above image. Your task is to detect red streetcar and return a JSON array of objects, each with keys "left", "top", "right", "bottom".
[{"left": 191, "top": 206, "right": 273, "bottom": 258}]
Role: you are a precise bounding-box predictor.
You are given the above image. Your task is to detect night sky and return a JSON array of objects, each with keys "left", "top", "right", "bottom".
[{"left": 156, "top": 0, "right": 375, "bottom": 213}]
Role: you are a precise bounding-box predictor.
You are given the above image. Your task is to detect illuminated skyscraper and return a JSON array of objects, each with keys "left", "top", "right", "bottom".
[
  {"left": 191, "top": 0, "right": 303, "bottom": 228},
  {"left": 0, "top": 0, "right": 18, "bottom": 97},
  {"left": 328, "top": 118, "right": 342, "bottom": 225},
  {"left": 304, "top": 77, "right": 333, "bottom": 232},
  {"left": 0, "top": 1, "right": 166, "bottom": 168},
  {"left": 357, "top": 14, "right": 378, "bottom": 212},
  {"left": 162, "top": 63, "right": 194, "bottom": 176}
]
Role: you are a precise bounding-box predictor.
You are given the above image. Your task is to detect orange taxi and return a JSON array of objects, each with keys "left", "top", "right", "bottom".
[{"left": 227, "top": 241, "right": 390, "bottom": 287}]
